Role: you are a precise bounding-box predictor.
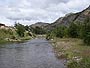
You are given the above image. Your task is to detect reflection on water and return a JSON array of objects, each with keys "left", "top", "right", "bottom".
[{"left": 0, "top": 39, "right": 65, "bottom": 68}]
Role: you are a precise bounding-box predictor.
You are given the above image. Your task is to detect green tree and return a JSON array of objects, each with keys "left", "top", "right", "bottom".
[
  {"left": 25, "top": 25, "right": 29, "bottom": 31},
  {"left": 83, "top": 17, "right": 90, "bottom": 45},
  {"left": 32, "top": 26, "right": 46, "bottom": 34},
  {"left": 49, "top": 25, "right": 66, "bottom": 38},
  {"left": 14, "top": 23, "right": 25, "bottom": 37},
  {"left": 68, "top": 22, "right": 78, "bottom": 38}
]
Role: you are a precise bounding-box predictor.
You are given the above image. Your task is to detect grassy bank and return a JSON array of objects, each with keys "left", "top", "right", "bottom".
[
  {"left": 0, "top": 36, "right": 32, "bottom": 45},
  {"left": 0, "top": 39, "right": 11, "bottom": 44},
  {"left": 0, "top": 28, "right": 33, "bottom": 45},
  {"left": 51, "top": 38, "right": 90, "bottom": 68}
]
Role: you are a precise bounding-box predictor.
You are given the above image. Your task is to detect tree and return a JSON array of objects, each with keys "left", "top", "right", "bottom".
[
  {"left": 14, "top": 23, "right": 25, "bottom": 37},
  {"left": 32, "top": 26, "right": 46, "bottom": 34},
  {"left": 50, "top": 25, "right": 66, "bottom": 38},
  {"left": 83, "top": 17, "right": 90, "bottom": 45},
  {"left": 68, "top": 22, "right": 78, "bottom": 38},
  {"left": 25, "top": 25, "right": 29, "bottom": 31}
]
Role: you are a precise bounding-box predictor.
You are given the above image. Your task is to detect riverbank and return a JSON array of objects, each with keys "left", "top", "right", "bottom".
[
  {"left": 0, "top": 36, "right": 33, "bottom": 45},
  {"left": 0, "top": 23, "right": 36, "bottom": 45},
  {"left": 50, "top": 38, "right": 90, "bottom": 68}
]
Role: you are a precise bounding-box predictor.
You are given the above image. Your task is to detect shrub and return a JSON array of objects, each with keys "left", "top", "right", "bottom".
[
  {"left": 68, "top": 23, "right": 78, "bottom": 38},
  {"left": 67, "top": 57, "right": 90, "bottom": 68},
  {"left": 15, "top": 23, "right": 25, "bottom": 37},
  {"left": 82, "top": 17, "right": 90, "bottom": 45}
]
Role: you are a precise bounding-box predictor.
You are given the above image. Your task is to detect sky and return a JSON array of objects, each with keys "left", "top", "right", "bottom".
[{"left": 0, "top": 0, "right": 90, "bottom": 26}]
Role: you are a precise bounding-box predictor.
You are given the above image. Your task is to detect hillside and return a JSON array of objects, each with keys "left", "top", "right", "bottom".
[
  {"left": 30, "top": 22, "right": 49, "bottom": 28},
  {"left": 46, "top": 5, "right": 90, "bottom": 30}
]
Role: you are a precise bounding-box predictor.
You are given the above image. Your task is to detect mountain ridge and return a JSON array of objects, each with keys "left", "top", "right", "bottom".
[{"left": 46, "top": 5, "right": 90, "bottom": 30}]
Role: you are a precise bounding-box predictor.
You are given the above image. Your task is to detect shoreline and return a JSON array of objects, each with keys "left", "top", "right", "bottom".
[
  {"left": 49, "top": 38, "right": 90, "bottom": 68},
  {"left": 0, "top": 36, "right": 32, "bottom": 45}
]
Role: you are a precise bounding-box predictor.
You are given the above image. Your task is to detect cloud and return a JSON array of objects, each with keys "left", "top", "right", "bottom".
[{"left": 0, "top": 0, "right": 90, "bottom": 26}]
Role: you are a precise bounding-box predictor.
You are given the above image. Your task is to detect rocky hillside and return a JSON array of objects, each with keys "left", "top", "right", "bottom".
[
  {"left": 30, "top": 22, "right": 49, "bottom": 28},
  {"left": 46, "top": 5, "right": 90, "bottom": 30}
]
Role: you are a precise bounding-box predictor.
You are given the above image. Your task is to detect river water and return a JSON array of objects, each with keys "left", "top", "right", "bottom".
[{"left": 0, "top": 38, "right": 65, "bottom": 68}]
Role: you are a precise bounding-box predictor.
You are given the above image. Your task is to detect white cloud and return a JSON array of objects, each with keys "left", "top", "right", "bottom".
[
  {"left": 0, "top": 0, "right": 90, "bottom": 26},
  {"left": 0, "top": 16, "right": 14, "bottom": 26}
]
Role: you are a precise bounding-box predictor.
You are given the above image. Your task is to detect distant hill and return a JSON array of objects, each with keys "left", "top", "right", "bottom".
[
  {"left": 30, "top": 22, "right": 49, "bottom": 28},
  {"left": 46, "top": 5, "right": 90, "bottom": 30}
]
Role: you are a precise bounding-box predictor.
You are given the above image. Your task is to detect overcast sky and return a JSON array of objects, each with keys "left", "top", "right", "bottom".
[{"left": 0, "top": 0, "right": 90, "bottom": 26}]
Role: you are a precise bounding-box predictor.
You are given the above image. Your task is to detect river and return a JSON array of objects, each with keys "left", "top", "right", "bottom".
[{"left": 0, "top": 38, "right": 65, "bottom": 68}]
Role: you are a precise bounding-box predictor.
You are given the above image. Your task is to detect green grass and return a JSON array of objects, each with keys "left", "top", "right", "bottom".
[
  {"left": 0, "top": 28, "right": 33, "bottom": 44},
  {"left": 51, "top": 38, "right": 90, "bottom": 68},
  {"left": 0, "top": 40, "right": 8, "bottom": 44},
  {"left": 67, "top": 57, "right": 90, "bottom": 68}
]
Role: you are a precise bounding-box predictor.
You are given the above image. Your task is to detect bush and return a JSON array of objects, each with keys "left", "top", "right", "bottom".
[
  {"left": 68, "top": 23, "right": 78, "bottom": 38},
  {"left": 32, "top": 26, "right": 46, "bottom": 34},
  {"left": 0, "top": 29, "right": 14, "bottom": 39},
  {"left": 15, "top": 23, "right": 25, "bottom": 37},
  {"left": 67, "top": 57, "right": 90, "bottom": 68},
  {"left": 82, "top": 17, "right": 90, "bottom": 45},
  {"left": 51, "top": 26, "right": 67, "bottom": 38}
]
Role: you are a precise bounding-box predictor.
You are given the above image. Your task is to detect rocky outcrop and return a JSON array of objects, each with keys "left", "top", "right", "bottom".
[{"left": 46, "top": 5, "right": 90, "bottom": 30}]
